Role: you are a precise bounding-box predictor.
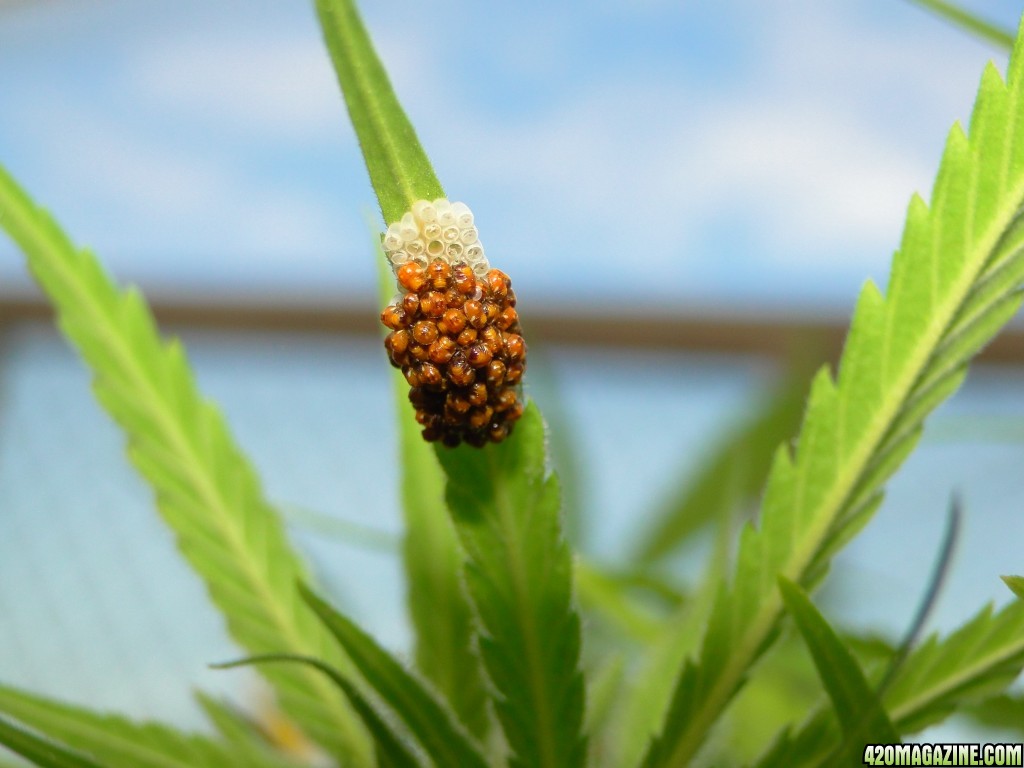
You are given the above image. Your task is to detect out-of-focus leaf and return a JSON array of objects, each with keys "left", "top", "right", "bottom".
[
  {"left": 300, "top": 586, "right": 488, "bottom": 768},
  {"left": 0, "top": 716, "right": 105, "bottom": 768},
  {"left": 906, "top": 0, "right": 1015, "bottom": 51},
  {"left": 631, "top": 369, "right": 808, "bottom": 564},
  {"left": 779, "top": 577, "right": 899, "bottom": 762},
  {"left": 213, "top": 655, "right": 424, "bottom": 768}
]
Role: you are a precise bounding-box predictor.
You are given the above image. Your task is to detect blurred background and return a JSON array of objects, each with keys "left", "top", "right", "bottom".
[{"left": 1, "top": 0, "right": 1023, "bottom": 753}]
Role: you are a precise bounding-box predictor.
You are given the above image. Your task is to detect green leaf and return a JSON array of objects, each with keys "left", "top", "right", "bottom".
[
  {"left": 574, "top": 559, "right": 666, "bottom": 643},
  {"left": 435, "top": 403, "right": 588, "bottom": 768},
  {"left": 0, "top": 715, "right": 106, "bottom": 768},
  {"left": 315, "top": 0, "right": 443, "bottom": 224},
  {"left": 0, "top": 165, "right": 371, "bottom": 766},
  {"left": 778, "top": 577, "right": 899, "bottom": 762},
  {"left": 751, "top": 710, "right": 837, "bottom": 768},
  {"left": 642, "top": 18, "right": 1024, "bottom": 767},
  {"left": 885, "top": 600, "right": 1024, "bottom": 734},
  {"left": 299, "top": 585, "right": 489, "bottom": 768},
  {"left": 906, "top": 0, "right": 1015, "bottom": 51},
  {"left": 213, "top": 655, "right": 423, "bottom": 768},
  {"left": 631, "top": 368, "right": 809, "bottom": 564},
  {"left": 1002, "top": 575, "right": 1024, "bottom": 599},
  {"left": 755, "top": 599, "right": 1024, "bottom": 765},
  {"left": 0, "top": 684, "right": 284, "bottom": 768}
]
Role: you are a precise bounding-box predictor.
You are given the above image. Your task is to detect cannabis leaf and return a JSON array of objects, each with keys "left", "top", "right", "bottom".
[
  {"left": 0, "top": 165, "right": 371, "bottom": 766},
  {"left": 643, "top": 18, "right": 1024, "bottom": 766}
]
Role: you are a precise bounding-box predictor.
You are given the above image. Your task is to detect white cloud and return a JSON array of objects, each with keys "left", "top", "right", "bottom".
[
  {"left": 8, "top": 93, "right": 351, "bottom": 277},
  {"left": 411, "top": 0, "right": 1003, "bottom": 287},
  {"left": 127, "top": 32, "right": 347, "bottom": 142}
]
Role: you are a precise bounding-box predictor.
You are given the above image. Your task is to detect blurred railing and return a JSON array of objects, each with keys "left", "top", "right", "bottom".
[{"left": 3, "top": 290, "right": 1024, "bottom": 363}]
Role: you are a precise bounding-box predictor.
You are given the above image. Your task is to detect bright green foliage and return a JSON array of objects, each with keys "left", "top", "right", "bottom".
[
  {"left": 0, "top": 686, "right": 296, "bottom": 768},
  {"left": 212, "top": 655, "right": 424, "bottom": 768},
  {"left": 300, "top": 586, "right": 489, "bottom": 768},
  {"left": 435, "top": 405, "right": 588, "bottom": 768},
  {"left": 778, "top": 578, "right": 899, "bottom": 764},
  {"left": 0, "top": 165, "right": 371, "bottom": 767},
  {"left": 315, "top": 0, "right": 444, "bottom": 224},
  {"left": 643, "top": 20, "right": 1024, "bottom": 767},
  {"left": 0, "top": 715, "right": 107, "bottom": 768}
]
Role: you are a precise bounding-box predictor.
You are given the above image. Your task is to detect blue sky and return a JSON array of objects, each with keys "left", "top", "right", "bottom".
[{"left": 0, "top": 0, "right": 1019, "bottom": 311}]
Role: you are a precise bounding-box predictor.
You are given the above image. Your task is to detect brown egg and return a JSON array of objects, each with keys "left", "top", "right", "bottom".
[
  {"left": 428, "top": 336, "right": 457, "bottom": 365},
  {"left": 427, "top": 258, "right": 452, "bottom": 290},
  {"left": 466, "top": 344, "right": 493, "bottom": 368},
  {"left": 448, "top": 356, "right": 476, "bottom": 387},
  {"left": 412, "top": 321, "right": 439, "bottom": 345},
  {"left": 381, "top": 305, "right": 408, "bottom": 330},
  {"left": 439, "top": 308, "right": 468, "bottom": 335},
  {"left": 397, "top": 263, "right": 426, "bottom": 292}
]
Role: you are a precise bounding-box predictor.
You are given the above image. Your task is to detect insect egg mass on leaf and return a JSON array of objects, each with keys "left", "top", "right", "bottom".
[{"left": 380, "top": 198, "right": 526, "bottom": 447}]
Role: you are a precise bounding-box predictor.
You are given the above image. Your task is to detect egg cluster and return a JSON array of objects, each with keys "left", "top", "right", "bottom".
[
  {"left": 380, "top": 200, "right": 526, "bottom": 447},
  {"left": 382, "top": 198, "right": 489, "bottom": 277}
]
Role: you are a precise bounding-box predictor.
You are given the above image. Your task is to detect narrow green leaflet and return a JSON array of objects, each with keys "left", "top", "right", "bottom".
[
  {"left": 213, "top": 655, "right": 424, "bottom": 768},
  {"left": 316, "top": 0, "right": 443, "bottom": 225},
  {"left": 574, "top": 560, "right": 666, "bottom": 643},
  {"left": 0, "top": 165, "right": 370, "bottom": 766},
  {"left": 300, "top": 585, "right": 489, "bottom": 768},
  {"left": 885, "top": 600, "right": 1024, "bottom": 734},
  {"left": 754, "top": 600, "right": 1024, "bottom": 765},
  {"left": 779, "top": 578, "right": 899, "bottom": 762},
  {"left": 631, "top": 370, "right": 808, "bottom": 564},
  {"left": 435, "top": 404, "right": 588, "bottom": 768},
  {"left": 377, "top": 255, "right": 489, "bottom": 740},
  {"left": 0, "top": 684, "right": 286, "bottom": 768},
  {"left": 906, "top": 0, "right": 1015, "bottom": 51},
  {"left": 1002, "top": 575, "right": 1024, "bottom": 599},
  {"left": 0, "top": 716, "right": 106, "bottom": 768},
  {"left": 643, "top": 19, "right": 1024, "bottom": 767}
]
